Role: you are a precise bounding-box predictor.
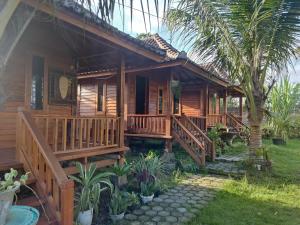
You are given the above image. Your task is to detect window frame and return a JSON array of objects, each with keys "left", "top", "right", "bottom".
[
  {"left": 96, "top": 81, "right": 106, "bottom": 114},
  {"left": 30, "top": 55, "right": 45, "bottom": 111},
  {"left": 157, "top": 86, "right": 164, "bottom": 115}
]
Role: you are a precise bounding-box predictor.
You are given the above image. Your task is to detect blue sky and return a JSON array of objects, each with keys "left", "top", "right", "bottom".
[{"left": 111, "top": 0, "right": 299, "bottom": 83}]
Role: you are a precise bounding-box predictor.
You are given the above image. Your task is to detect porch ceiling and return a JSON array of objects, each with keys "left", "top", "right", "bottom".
[{"left": 28, "top": 12, "right": 155, "bottom": 75}]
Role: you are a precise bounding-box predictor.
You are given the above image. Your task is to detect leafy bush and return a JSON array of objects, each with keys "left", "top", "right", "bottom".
[
  {"left": 109, "top": 187, "right": 139, "bottom": 215},
  {"left": 132, "top": 152, "right": 167, "bottom": 194},
  {"left": 207, "top": 124, "right": 226, "bottom": 155},
  {"left": 268, "top": 77, "right": 300, "bottom": 141},
  {"left": 289, "top": 115, "right": 300, "bottom": 138},
  {"left": 69, "top": 162, "right": 114, "bottom": 215}
]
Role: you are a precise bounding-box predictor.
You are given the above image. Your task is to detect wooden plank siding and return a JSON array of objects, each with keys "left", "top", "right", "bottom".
[
  {"left": 0, "top": 21, "right": 74, "bottom": 152},
  {"left": 78, "top": 77, "right": 118, "bottom": 116},
  {"left": 181, "top": 85, "right": 206, "bottom": 117}
]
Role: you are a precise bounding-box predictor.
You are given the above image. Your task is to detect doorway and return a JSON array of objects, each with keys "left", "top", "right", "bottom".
[{"left": 135, "top": 76, "right": 149, "bottom": 114}]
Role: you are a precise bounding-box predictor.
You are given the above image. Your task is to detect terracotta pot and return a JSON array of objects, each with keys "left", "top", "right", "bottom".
[
  {"left": 78, "top": 209, "right": 93, "bottom": 225},
  {"left": 0, "top": 186, "right": 19, "bottom": 225},
  {"left": 110, "top": 212, "right": 125, "bottom": 222},
  {"left": 140, "top": 194, "right": 154, "bottom": 204}
]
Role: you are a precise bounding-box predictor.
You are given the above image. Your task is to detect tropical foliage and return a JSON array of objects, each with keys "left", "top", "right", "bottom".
[
  {"left": 267, "top": 77, "right": 300, "bottom": 141},
  {"left": 109, "top": 187, "right": 139, "bottom": 215},
  {"left": 69, "top": 162, "right": 114, "bottom": 215},
  {"left": 0, "top": 168, "right": 28, "bottom": 191},
  {"left": 166, "top": 0, "right": 300, "bottom": 156}
]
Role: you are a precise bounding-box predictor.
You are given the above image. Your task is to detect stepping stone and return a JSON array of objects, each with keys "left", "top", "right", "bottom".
[
  {"left": 145, "top": 210, "right": 157, "bottom": 216},
  {"left": 125, "top": 214, "right": 138, "bottom": 220},
  {"left": 133, "top": 209, "right": 144, "bottom": 216},
  {"left": 165, "top": 216, "right": 178, "bottom": 222},
  {"left": 158, "top": 211, "right": 170, "bottom": 217},
  {"left": 177, "top": 207, "right": 187, "bottom": 213},
  {"left": 152, "top": 206, "right": 163, "bottom": 211},
  {"left": 152, "top": 216, "right": 163, "bottom": 222}
]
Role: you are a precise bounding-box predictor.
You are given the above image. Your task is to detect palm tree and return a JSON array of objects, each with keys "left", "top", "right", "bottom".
[{"left": 166, "top": 0, "right": 300, "bottom": 157}]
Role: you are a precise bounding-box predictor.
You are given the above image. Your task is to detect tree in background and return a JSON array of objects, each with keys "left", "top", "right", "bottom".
[
  {"left": 268, "top": 77, "right": 300, "bottom": 142},
  {"left": 167, "top": 0, "right": 300, "bottom": 159}
]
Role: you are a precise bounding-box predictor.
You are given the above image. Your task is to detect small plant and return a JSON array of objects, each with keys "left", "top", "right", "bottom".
[
  {"left": 70, "top": 162, "right": 114, "bottom": 225},
  {"left": 110, "top": 162, "right": 131, "bottom": 187},
  {"left": 110, "top": 187, "right": 138, "bottom": 217},
  {"left": 111, "top": 162, "right": 131, "bottom": 177},
  {"left": 0, "top": 169, "right": 29, "bottom": 225},
  {"left": 140, "top": 181, "right": 156, "bottom": 197},
  {"left": 0, "top": 169, "right": 28, "bottom": 191}
]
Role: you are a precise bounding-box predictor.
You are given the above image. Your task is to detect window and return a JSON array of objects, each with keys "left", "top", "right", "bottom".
[
  {"left": 31, "top": 56, "right": 44, "bottom": 110},
  {"left": 158, "top": 87, "right": 163, "bottom": 114},
  {"left": 97, "top": 82, "right": 105, "bottom": 112},
  {"left": 48, "top": 69, "right": 76, "bottom": 105},
  {"left": 173, "top": 94, "right": 180, "bottom": 114}
]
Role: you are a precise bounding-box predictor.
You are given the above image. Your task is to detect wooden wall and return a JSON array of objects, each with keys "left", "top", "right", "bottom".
[
  {"left": 78, "top": 77, "right": 117, "bottom": 116},
  {"left": 181, "top": 85, "right": 206, "bottom": 117},
  {"left": 0, "top": 20, "right": 75, "bottom": 150},
  {"left": 127, "top": 70, "right": 170, "bottom": 115}
]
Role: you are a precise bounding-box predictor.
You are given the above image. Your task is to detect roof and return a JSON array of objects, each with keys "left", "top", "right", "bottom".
[
  {"left": 139, "top": 34, "right": 231, "bottom": 84},
  {"left": 141, "top": 33, "right": 187, "bottom": 60},
  {"left": 23, "top": 0, "right": 166, "bottom": 60}
]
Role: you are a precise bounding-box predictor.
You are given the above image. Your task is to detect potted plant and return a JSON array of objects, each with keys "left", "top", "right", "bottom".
[
  {"left": 70, "top": 162, "right": 114, "bottom": 225},
  {"left": 110, "top": 162, "right": 131, "bottom": 187},
  {"left": 140, "top": 181, "right": 155, "bottom": 203},
  {"left": 0, "top": 169, "right": 28, "bottom": 225},
  {"left": 110, "top": 187, "right": 139, "bottom": 222}
]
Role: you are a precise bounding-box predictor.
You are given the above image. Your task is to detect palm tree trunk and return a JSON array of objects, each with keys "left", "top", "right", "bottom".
[{"left": 247, "top": 94, "right": 265, "bottom": 159}]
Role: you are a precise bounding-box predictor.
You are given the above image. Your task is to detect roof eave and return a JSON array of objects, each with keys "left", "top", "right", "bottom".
[{"left": 22, "top": 0, "right": 166, "bottom": 63}]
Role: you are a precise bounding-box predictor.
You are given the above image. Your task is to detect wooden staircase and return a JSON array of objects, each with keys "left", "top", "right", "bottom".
[
  {"left": 172, "top": 115, "right": 215, "bottom": 166},
  {"left": 16, "top": 111, "right": 74, "bottom": 225},
  {"left": 225, "top": 113, "right": 250, "bottom": 142},
  {"left": 0, "top": 111, "right": 124, "bottom": 225}
]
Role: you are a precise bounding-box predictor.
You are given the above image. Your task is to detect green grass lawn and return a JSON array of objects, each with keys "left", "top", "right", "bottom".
[{"left": 188, "top": 139, "right": 300, "bottom": 225}]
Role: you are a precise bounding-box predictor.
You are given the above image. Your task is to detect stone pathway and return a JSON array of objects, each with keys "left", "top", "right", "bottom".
[
  {"left": 206, "top": 153, "right": 247, "bottom": 176},
  {"left": 216, "top": 152, "right": 247, "bottom": 163},
  {"left": 119, "top": 175, "right": 225, "bottom": 225}
]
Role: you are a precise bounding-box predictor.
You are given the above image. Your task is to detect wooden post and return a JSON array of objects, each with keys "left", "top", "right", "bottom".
[
  {"left": 224, "top": 90, "right": 227, "bottom": 114},
  {"left": 164, "top": 70, "right": 174, "bottom": 152},
  {"left": 205, "top": 85, "right": 209, "bottom": 130},
  {"left": 117, "top": 55, "right": 125, "bottom": 147},
  {"left": 239, "top": 96, "right": 243, "bottom": 118}
]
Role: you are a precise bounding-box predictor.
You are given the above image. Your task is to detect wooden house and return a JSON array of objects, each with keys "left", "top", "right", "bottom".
[
  {"left": 0, "top": 1, "right": 246, "bottom": 224},
  {"left": 78, "top": 33, "right": 246, "bottom": 165}
]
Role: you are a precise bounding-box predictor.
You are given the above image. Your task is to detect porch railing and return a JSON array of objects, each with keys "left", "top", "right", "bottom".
[
  {"left": 207, "top": 114, "right": 226, "bottom": 127},
  {"left": 186, "top": 116, "right": 206, "bottom": 130},
  {"left": 127, "top": 114, "right": 169, "bottom": 136},
  {"left": 32, "top": 115, "right": 120, "bottom": 152},
  {"left": 16, "top": 111, "right": 74, "bottom": 225}
]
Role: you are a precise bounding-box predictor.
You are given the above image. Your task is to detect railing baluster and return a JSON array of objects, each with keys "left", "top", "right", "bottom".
[{"left": 63, "top": 118, "right": 67, "bottom": 151}]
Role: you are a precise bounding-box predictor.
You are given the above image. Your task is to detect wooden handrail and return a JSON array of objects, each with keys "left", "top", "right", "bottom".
[
  {"left": 127, "top": 114, "right": 167, "bottom": 135},
  {"left": 16, "top": 111, "right": 74, "bottom": 225},
  {"left": 20, "top": 112, "right": 70, "bottom": 185},
  {"left": 172, "top": 116, "right": 205, "bottom": 165},
  {"left": 183, "top": 115, "right": 212, "bottom": 144},
  {"left": 127, "top": 114, "right": 167, "bottom": 117},
  {"left": 33, "top": 115, "right": 120, "bottom": 152},
  {"left": 226, "top": 113, "right": 249, "bottom": 129}
]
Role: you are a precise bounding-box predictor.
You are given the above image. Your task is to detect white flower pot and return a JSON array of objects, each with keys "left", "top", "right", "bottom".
[
  {"left": 78, "top": 209, "right": 93, "bottom": 225},
  {"left": 255, "top": 164, "right": 262, "bottom": 171},
  {"left": 0, "top": 186, "right": 19, "bottom": 225},
  {"left": 140, "top": 194, "right": 154, "bottom": 204},
  {"left": 111, "top": 212, "right": 125, "bottom": 222}
]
